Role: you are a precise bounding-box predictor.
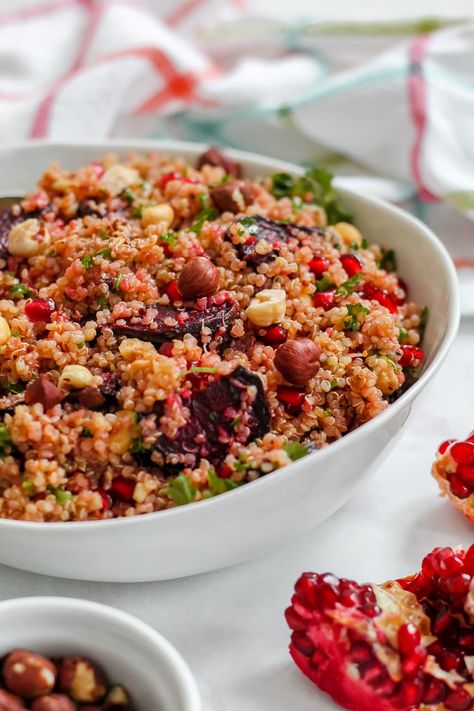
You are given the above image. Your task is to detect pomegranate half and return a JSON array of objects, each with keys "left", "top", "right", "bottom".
[{"left": 433, "top": 435, "right": 474, "bottom": 523}]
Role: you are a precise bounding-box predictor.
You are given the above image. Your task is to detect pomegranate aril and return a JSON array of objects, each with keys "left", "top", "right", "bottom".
[
  {"left": 399, "top": 678, "right": 424, "bottom": 707},
  {"left": 444, "top": 688, "right": 473, "bottom": 711},
  {"left": 340, "top": 253, "right": 362, "bottom": 277},
  {"left": 285, "top": 607, "right": 307, "bottom": 632},
  {"left": 451, "top": 441, "right": 474, "bottom": 466},
  {"left": 259, "top": 325, "right": 288, "bottom": 345},
  {"left": 458, "top": 464, "right": 474, "bottom": 487},
  {"left": 446, "top": 572, "right": 471, "bottom": 596},
  {"left": 291, "top": 631, "right": 315, "bottom": 657},
  {"left": 423, "top": 678, "right": 446, "bottom": 705},
  {"left": 159, "top": 171, "right": 195, "bottom": 190},
  {"left": 360, "top": 284, "right": 397, "bottom": 314},
  {"left": 294, "top": 574, "right": 319, "bottom": 608},
  {"left": 217, "top": 463, "right": 233, "bottom": 479},
  {"left": 350, "top": 642, "right": 373, "bottom": 664},
  {"left": 25, "top": 297, "right": 56, "bottom": 323},
  {"left": 159, "top": 342, "right": 174, "bottom": 357},
  {"left": 459, "top": 631, "right": 474, "bottom": 649},
  {"left": 313, "top": 290, "right": 336, "bottom": 310},
  {"left": 277, "top": 386, "right": 305, "bottom": 414},
  {"left": 433, "top": 610, "right": 454, "bottom": 635},
  {"left": 439, "top": 650, "right": 464, "bottom": 673},
  {"left": 439, "top": 439, "right": 455, "bottom": 455},
  {"left": 449, "top": 474, "right": 471, "bottom": 499},
  {"left": 317, "top": 584, "right": 338, "bottom": 609},
  {"left": 399, "top": 345, "right": 424, "bottom": 367},
  {"left": 398, "top": 623, "right": 421, "bottom": 655},
  {"left": 308, "top": 257, "right": 329, "bottom": 278},
  {"left": 110, "top": 475, "right": 135, "bottom": 502},
  {"left": 97, "top": 487, "right": 111, "bottom": 510},
  {"left": 465, "top": 545, "right": 474, "bottom": 574},
  {"left": 401, "top": 645, "right": 427, "bottom": 677},
  {"left": 165, "top": 280, "right": 181, "bottom": 303}
]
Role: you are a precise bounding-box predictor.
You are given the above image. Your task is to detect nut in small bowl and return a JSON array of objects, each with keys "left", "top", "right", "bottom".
[{"left": 0, "top": 597, "right": 200, "bottom": 711}]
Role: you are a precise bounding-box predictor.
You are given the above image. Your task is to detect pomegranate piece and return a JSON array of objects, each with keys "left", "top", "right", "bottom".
[
  {"left": 159, "top": 171, "right": 196, "bottom": 191},
  {"left": 259, "top": 325, "right": 288, "bottom": 346},
  {"left": 110, "top": 295, "right": 239, "bottom": 347},
  {"left": 155, "top": 365, "right": 270, "bottom": 468},
  {"left": 433, "top": 433, "right": 474, "bottom": 522},
  {"left": 313, "top": 290, "right": 336, "bottom": 310},
  {"left": 164, "top": 280, "right": 181, "bottom": 303},
  {"left": 359, "top": 284, "right": 398, "bottom": 314},
  {"left": 110, "top": 476, "right": 134, "bottom": 502},
  {"left": 286, "top": 545, "right": 474, "bottom": 711},
  {"left": 276, "top": 386, "right": 306, "bottom": 414},
  {"left": 398, "top": 345, "right": 424, "bottom": 368},
  {"left": 308, "top": 256, "right": 329, "bottom": 278},
  {"left": 226, "top": 216, "right": 326, "bottom": 268},
  {"left": 340, "top": 253, "right": 362, "bottom": 277},
  {"left": 25, "top": 298, "right": 56, "bottom": 323}
]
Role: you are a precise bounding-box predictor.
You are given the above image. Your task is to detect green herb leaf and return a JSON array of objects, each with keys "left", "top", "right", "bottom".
[
  {"left": 131, "top": 436, "right": 149, "bottom": 454},
  {"left": 0, "top": 380, "right": 25, "bottom": 394},
  {"left": 283, "top": 441, "right": 310, "bottom": 461},
  {"left": 167, "top": 473, "right": 197, "bottom": 506},
  {"left": 0, "top": 423, "right": 11, "bottom": 454},
  {"left": 234, "top": 455, "right": 248, "bottom": 474},
  {"left": 160, "top": 231, "right": 178, "bottom": 245},
  {"left": 238, "top": 216, "right": 256, "bottom": 227},
  {"left": 207, "top": 468, "right": 238, "bottom": 496},
  {"left": 336, "top": 272, "right": 364, "bottom": 297},
  {"left": 10, "top": 283, "right": 32, "bottom": 299},
  {"left": 330, "top": 378, "right": 339, "bottom": 389},
  {"left": 81, "top": 254, "right": 93, "bottom": 270},
  {"left": 94, "top": 247, "right": 112, "bottom": 260},
  {"left": 398, "top": 326, "right": 409, "bottom": 342},
  {"left": 81, "top": 428, "right": 93, "bottom": 438},
  {"left": 112, "top": 274, "right": 123, "bottom": 292},
  {"left": 185, "top": 367, "right": 218, "bottom": 375},
  {"left": 122, "top": 187, "right": 138, "bottom": 203},
  {"left": 98, "top": 228, "right": 109, "bottom": 240},
  {"left": 270, "top": 166, "right": 353, "bottom": 224},
  {"left": 76, "top": 340, "right": 86, "bottom": 349},
  {"left": 380, "top": 249, "right": 397, "bottom": 272},
  {"left": 22, "top": 479, "right": 35, "bottom": 496},
  {"left": 189, "top": 194, "right": 218, "bottom": 235},
  {"left": 315, "top": 274, "right": 334, "bottom": 292},
  {"left": 132, "top": 205, "right": 144, "bottom": 218},
  {"left": 344, "top": 303, "right": 370, "bottom": 332}
]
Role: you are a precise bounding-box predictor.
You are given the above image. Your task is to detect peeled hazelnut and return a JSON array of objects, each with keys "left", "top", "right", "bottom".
[
  {"left": 58, "top": 365, "right": 94, "bottom": 390},
  {"left": 58, "top": 657, "right": 107, "bottom": 704},
  {"left": 196, "top": 147, "right": 241, "bottom": 177},
  {"left": 0, "top": 689, "right": 25, "bottom": 710},
  {"left": 31, "top": 694, "right": 75, "bottom": 711},
  {"left": 99, "top": 165, "right": 140, "bottom": 197},
  {"left": 104, "top": 685, "right": 131, "bottom": 709},
  {"left": 8, "top": 219, "right": 50, "bottom": 258},
  {"left": 210, "top": 180, "right": 254, "bottom": 213},
  {"left": 245, "top": 289, "right": 286, "bottom": 328},
  {"left": 274, "top": 338, "right": 321, "bottom": 387},
  {"left": 24, "top": 375, "right": 65, "bottom": 410},
  {"left": 178, "top": 257, "right": 220, "bottom": 300},
  {"left": 3, "top": 650, "right": 56, "bottom": 699}
]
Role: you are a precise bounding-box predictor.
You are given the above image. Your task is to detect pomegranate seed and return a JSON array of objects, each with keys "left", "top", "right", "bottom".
[
  {"left": 340, "top": 253, "right": 362, "bottom": 277},
  {"left": 457, "top": 464, "right": 474, "bottom": 487},
  {"left": 398, "top": 623, "right": 421, "bottom": 655},
  {"left": 444, "top": 688, "right": 473, "bottom": 711},
  {"left": 438, "top": 439, "right": 455, "bottom": 455},
  {"left": 399, "top": 345, "right": 424, "bottom": 367},
  {"left": 449, "top": 474, "right": 472, "bottom": 499},
  {"left": 165, "top": 280, "right": 181, "bottom": 303},
  {"left": 313, "top": 290, "right": 336, "bottom": 310},
  {"left": 446, "top": 572, "right": 471, "bottom": 596},
  {"left": 432, "top": 610, "right": 454, "bottom": 635},
  {"left": 359, "top": 285, "right": 397, "bottom": 314},
  {"left": 285, "top": 607, "right": 306, "bottom": 632},
  {"left": 294, "top": 574, "right": 319, "bottom": 608},
  {"left": 459, "top": 631, "right": 474, "bottom": 649},
  {"left": 159, "top": 343, "right": 174, "bottom": 357},
  {"left": 276, "top": 386, "right": 305, "bottom": 414},
  {"left": 467, "top": 432, "right": 474, "bottom": 443},
  {"left": 25, "top": 298, "right": 56, "bottom": 323},
  {"left": 159, "top": 171, "right": 195, "bottom": 190},
  {"left": 350, "top": 642, "right": 373, "bottom": 664},
  {"left": 317, "top": 584, "right": 338, "bottom": 608},
  {"left": 217, "top": 464, "right": 233, "bottom": 479},
  {"left": 451, "top": 441, "right": 474, "bottom": 466},
  {"left": 259, "top": 325, "right": 288, "bottom": 345},
  {"left": 291, "top": 631, "right": 315, "bottom": 657},
  {"left": 399, "top": 678, "right": 424, "bottom": 706},
  {"left": 402, "top": 645, "right": 427, "bottom": 676},
  {"left": 423, "top": 678, "right": 446, "bottom": 704},
  {"left": 110, "top": 475, "right": 135, "bottom": 502},
  {"left": 308, "top": 257, "right": 329, "bottom": 278},
  {"left": 439, "top": 650, "right": 463, "bottom": 673},
  {"left": 97, "top": 488, "right": 111, "bottom": 510},
  {"left": 465, "top": 545, "right": 474, "bottom": 574}
]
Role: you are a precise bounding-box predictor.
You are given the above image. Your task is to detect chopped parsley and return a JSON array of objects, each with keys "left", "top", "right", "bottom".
[
  {"left": 112, "top": 274, "right": 123, "bottom": 292},
  {"left": 209, "top": 411, "right": 217, "bottom": 423},
  {"left": 0, "top": 423, "right": 11, "bottom": 454},
  {"left": 315, "top": 274, "right": 333, "bottom": 292},
  {"left": 131, "top": 436, "right": 149, "bottom": 454},
  {"left": 189, "top": 194, "right": 218, "bottom": 235},
  {"left": 270, "top": 165, "right": 353, "bottom": 225},
  {"left": 336, "top": 272, "right": 364, "bottom": 297},
  {"left": 50, "top": 487, "right": 74, "bottom": 504},
  {"left": 122, "top": 187, "right": 139, "bottom": 203},
  {"left": 207, "top": 468, "right": 238, "bottom": 496},
  {"left": 76, "top": 340, "right": 85, "bottom": 349},
  {"left": 132, "top": 205, "right": 144, "bottom": 218},
  {"left": 380, "top": 249, "right": 397, "bottom": 273},
  {"left": 10, "top": 283, "right": 32, "bottom": 299},
  {"left": 186, "top": 367, "right": 218, "bottom": 375},
  {"left": 160, "top": 231, "right": 178, "bottom": 245},
  {"left": 330, "top": 378, "right": 339, "bottom": 390},
  {"left": 344, "top": 303, "right": 370, "bottom": 332},
  {"left": 98, "top": 228, "right": 109, "bottom": 240},
  {"left": 234, "top": 455, "right": 248, "bottom": 474},
  {"left": 22, "top": 480, "right": 34, "bottom": 496},
  {"left": 81, "top": 248, "right": 113, "bottom": 270},
  {"left": 398, "top": 326, "right": 409, "bottom": 342},
  {"left": 167, "top": 473, "right": 197, "bottom": 506},
  {"left": 238, "top": 216, "right": 256, "bottom": 227},
  {"left": 348, "top": 238, "right": 368, "bottom": 252},
  {"left": 283, "top": 441, "right": 310, "bottom": 461},
  {"left": 81, "top": 428, "right": 93, "bottom": 438}
]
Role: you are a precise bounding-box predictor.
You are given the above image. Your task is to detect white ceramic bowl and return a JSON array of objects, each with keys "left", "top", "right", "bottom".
[
  {"left": 0, "top": 140, "right": 459, "bottom": 581},
  {"left": 0, "top": 596, "right": 201, "bottom": 710}
]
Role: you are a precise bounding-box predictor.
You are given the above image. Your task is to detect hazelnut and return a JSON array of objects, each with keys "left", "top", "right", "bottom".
[
  {"left": 24, "top": 375, "right": 65, "bottom": 410},
  {"left": 3, "top": 650, "right": 56, "bottom": 699},
  {"left": 210, "top": 180, "right": 254, "bottom": 213},
  {"left": 196, "top": 147, "right": 241, "bottom": 177},
  {"left": 58, "top": 657, "right": 107, "bottom": 704},
  {"left": 0, "top": 317, "right": 11, "bottom": 345},
  {"left": 30, "top": 694, "right": 75, "bottom": 711},
  {"left": 104, "top": 685, "right": 131, "bottom": 709},
  {"left": 178, "top": 257, "right": 220, "bottom": 300},
  {"left": 99, "top": 165, "right": 140, "bottom": 197},
  {"left": 58, "top": 365, "right": 94, "bottom": 390},
  {"left": 245, "top": 289, "right": 286, "bottom": 328},
  {"left": 8, "top": 219, "right": 50, "bottom": 258},
  {"left": 140, "top": 204, "right": 174, "bottom": 230},
  {"left": 274, "top": 338, "right": 321, "bottom": 387},
  {"left": 0, "top": 689, "right": 25, "bottom": 710}
]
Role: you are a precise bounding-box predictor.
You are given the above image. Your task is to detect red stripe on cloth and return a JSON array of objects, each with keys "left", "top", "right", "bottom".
[
  {"left": 166, "top": 0, "right": 207, "bottom": 27},
  {"left": 407, "top": 34, "right": 438, "bottom": 202},
  {"left": 455, "top": 258, "right": 474, "bottom": 269},
  {"left": 137, "top": 63, "right": 219, "bottom": 114},
  {"left": 0, "top": 0, "right": 86, "bottom": 26}
]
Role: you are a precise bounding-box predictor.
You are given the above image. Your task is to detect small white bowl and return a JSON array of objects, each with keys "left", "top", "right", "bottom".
[
  {"left": 0, "top": 140, "right": 460, "bottom": 582},
  {"left": 0, "top": 596, "right": 201, "bottom": 711}
]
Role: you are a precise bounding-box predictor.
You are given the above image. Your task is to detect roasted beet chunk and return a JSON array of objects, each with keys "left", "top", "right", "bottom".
[
  {"left": 227, "top": 216, "right": 325, "bottom": 268},
  {"left": 155, "top": 365, "right": 270, "bottom": 467},
  {"left": 77, "top": 199, "right": 107, "bottom": 218},
  {"left": 110, "top": 295, "right": 239, "bottom": 347},
  {"left": 196, "top": 147, "right": 241, "bottom": 177}
]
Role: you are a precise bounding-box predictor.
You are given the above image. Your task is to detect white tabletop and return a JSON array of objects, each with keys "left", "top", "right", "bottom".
[{"left": 0, "top": 316, "right": 471, "bottom": 711}]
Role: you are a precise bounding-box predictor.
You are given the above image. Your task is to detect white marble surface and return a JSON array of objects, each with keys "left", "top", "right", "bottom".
[{"left": 0, "top": 318, "right": 471, "bottom": 710}]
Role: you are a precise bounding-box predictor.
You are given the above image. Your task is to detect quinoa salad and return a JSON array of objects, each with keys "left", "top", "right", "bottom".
[{"left": 0, "top": 148, "right": 427, "bottom": 522}]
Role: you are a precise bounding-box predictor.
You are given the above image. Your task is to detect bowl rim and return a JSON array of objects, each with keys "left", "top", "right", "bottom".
[
  {"left": 0, "top": 595, "right": 202, "bottom": 711},
  {"left": 0, "top": 138, "right": 460, "bottom": 531}
]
